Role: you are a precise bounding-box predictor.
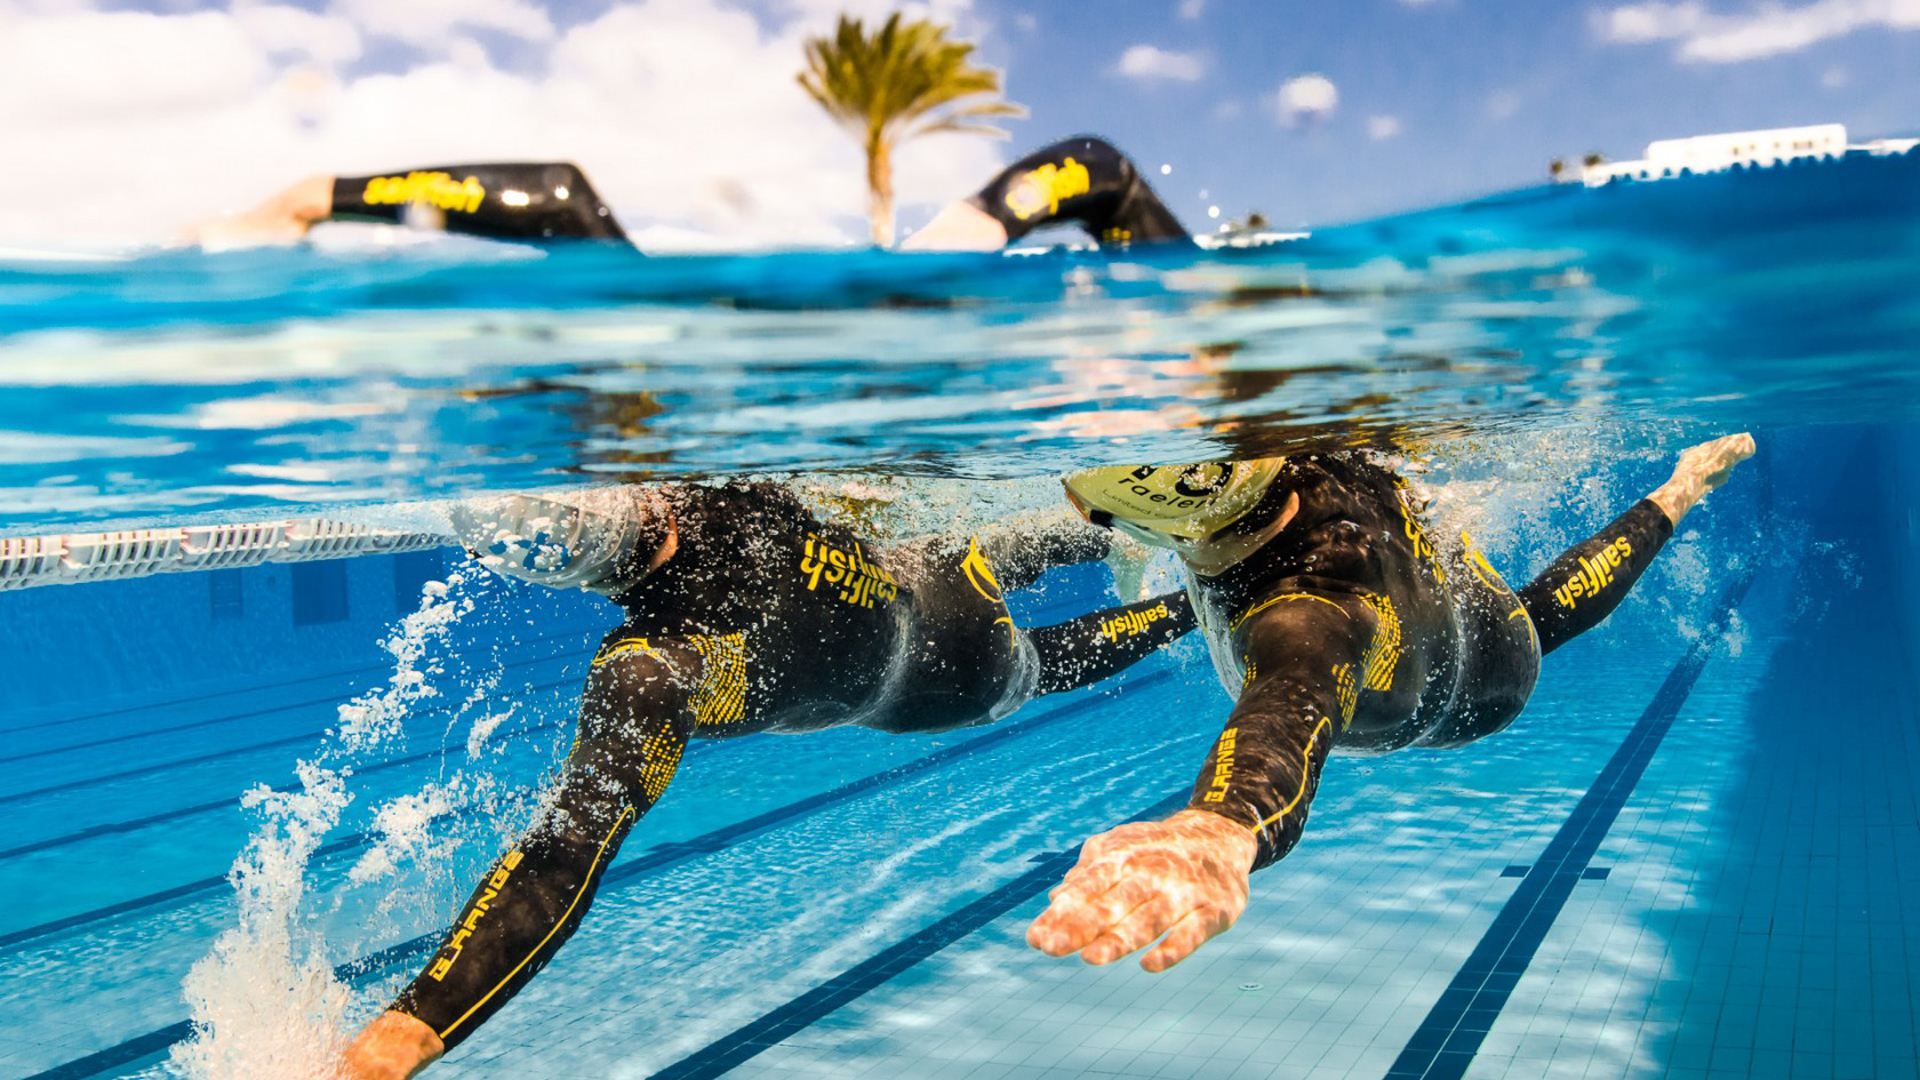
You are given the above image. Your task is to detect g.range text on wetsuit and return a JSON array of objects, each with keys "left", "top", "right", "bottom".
[
  {"left": 1203, "top": 727, "right": 1238, "bottom": 803},
  {"left": 427, "top": 850, "right": 524, "bottom": 981}
]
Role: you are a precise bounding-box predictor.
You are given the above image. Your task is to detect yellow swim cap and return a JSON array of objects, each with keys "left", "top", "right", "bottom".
[{"left": 1062, "top": 460, "right": 1283, "bottom": 540}]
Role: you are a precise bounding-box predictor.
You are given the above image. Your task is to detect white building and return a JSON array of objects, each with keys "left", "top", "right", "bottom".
[{"left": 1575, "top": 124, "right": 1918, "bottom": 186}]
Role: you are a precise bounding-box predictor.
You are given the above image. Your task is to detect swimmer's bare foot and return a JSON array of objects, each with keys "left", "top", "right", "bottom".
[
  {"left": 1028, "top": 809, "right": 1255, "bottom": 972},
  {"left": 342, "top": 1010, "right": 443, "bottom": 1080},
  {"left": 186, "top": 174, "right": 334, "bottom": 251},
  {"left": 1648, "top": 433, "right": 1757, "bottom": 526}
]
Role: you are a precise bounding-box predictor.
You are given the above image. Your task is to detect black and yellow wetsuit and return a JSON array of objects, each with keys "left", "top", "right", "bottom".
[
  {"left": 1069, "top": 453, "right": 1673, "bottom": 872},
  {"left": 395, "top": 481, "right": 1194, "bottom": 1048},
  {"left": 322, "top": 136, "right": 1182, "bottom": 250},
  {"left": 966, "top": 136, "right": 1190, "bottom": 247},
  {"left": 330, "top": 163, "right": 627, "bottom": 242}
]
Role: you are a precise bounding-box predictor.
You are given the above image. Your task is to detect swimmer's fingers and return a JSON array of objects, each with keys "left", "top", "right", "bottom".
[
  {"left": 1079, "top": 894, "right": 1180, "bottom": 966},
  {"left": 1028, "top": 870, "right": 1155, "bottom": 957},
  {"left": 1139, "top": 905, "right": 1237, "bottom": 973}
]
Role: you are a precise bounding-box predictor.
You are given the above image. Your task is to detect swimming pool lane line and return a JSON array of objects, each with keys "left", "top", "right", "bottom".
[
  {"left": 0, "top": 629, "right": 592, "bottom": 767},
  {"left": 0, "top": 592, "right": 1098, "bottom": 783},
  {"left": 0, "top": 705, "right": 736, "bottom": 952},
  {"left": 0, "top": 595, "right": 1104, "bottom": 849},
  {"left": 647, "top": 791, "right": 1194, "bottom": 1080},
  {"left": 0, "top": 613, "right": 596, "bottom": 740},
  {"left": 0, "top": 645, "right": 590, "bottom": 799},
  {"left": 0, "top": 665, "right": 586, "bottom": 862},
  {"left": 0, "top": 712, "right": 573, "bottom": 866},
  {"left": 1383, "top": 569, "right": 1757, "bottom": 1080},
  {"left": 16, "top": 669, "right": 1176, "bottom": 1080}
]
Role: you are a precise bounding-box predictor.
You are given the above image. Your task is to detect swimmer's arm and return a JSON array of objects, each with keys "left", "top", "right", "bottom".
[
  {"left": 193, "top": 163, "right": 626, "bottom": 250},
  {"left": 187, "top": 174, "right": 334, "bottom": 250},
  {"left": 347, "top": 638, "right": 697, "bottom": 1073},
  {"left": 1026, "top": 590, "right": 1369, "bottom": 972},
  {"left": 1191, "top": 591, "right": 1374, "bottom": 871}
]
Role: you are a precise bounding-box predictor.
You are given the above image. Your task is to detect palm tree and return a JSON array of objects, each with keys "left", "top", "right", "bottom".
[{"left": 799, "top": 13, "right": 1024, "bottom": 246}]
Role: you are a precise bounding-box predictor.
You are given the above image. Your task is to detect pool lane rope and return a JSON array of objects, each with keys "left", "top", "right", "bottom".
[{"left": 0, "top": 519, "right": 447, "bottom": 591}]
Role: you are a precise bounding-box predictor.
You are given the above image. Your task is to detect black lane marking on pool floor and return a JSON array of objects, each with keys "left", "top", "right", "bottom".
[
  {"left": 648, "top": 791, "right": 1192, "bottom": 1080},
  {"left": 0, "top": 716, "right": 572, "bottom": 867},
  {"left": 20, "top": 670, "right": 1172, "bottom": 1080},
  {"left": 0, "top": 631, "right": 591, "bottom": 766},
  {"left": 0, "top": 655, "right": 589, "bottom": 807},
  {"left": 1384, "top": 571, "right": 1755, "bottom": 1080}
]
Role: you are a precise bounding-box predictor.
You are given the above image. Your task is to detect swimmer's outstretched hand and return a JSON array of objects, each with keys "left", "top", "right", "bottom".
[
  {"left": 342, "top": 1010, "right": 443, "bottom": 1080},
  {"left": 1028, "top": 809, "right": 1256, "bottom": 972},
  {"left": 1649, "top": 432, "right": 1757, "bottom": 526},
  {"left": 184, "top": 174, "right": 333, "bottom": 252}
]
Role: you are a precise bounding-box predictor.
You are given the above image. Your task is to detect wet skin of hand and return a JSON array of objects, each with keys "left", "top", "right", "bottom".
[{"left": 1028, "top": 809, "right": 1258, "bottom": 972}]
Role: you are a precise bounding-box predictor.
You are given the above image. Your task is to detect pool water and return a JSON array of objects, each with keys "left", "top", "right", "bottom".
[{"left": 1, "top": 150, "right": 1918, "bottom": 1080}]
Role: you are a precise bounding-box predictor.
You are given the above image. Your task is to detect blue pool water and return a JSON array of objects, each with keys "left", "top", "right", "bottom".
[{"left": 2, "top": 151, "right": 1918, "bottom": 1080}]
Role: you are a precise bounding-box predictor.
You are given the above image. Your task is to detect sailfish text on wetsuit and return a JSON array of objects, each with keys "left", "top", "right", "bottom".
[
  {"left": 1551, "top": 537, "right": 1633, "bottom": 609},
  {"left": 800, "top": 533, "right": 900, "bottom": 608},
  {"left": 1100, "top": 600, "right": 1174, "bottom": 643},
  {"left": 362, "top": 171, "right": 487, "bottom": 214}
]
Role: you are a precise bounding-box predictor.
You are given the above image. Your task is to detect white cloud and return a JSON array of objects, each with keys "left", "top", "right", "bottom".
[
  {"left": 0, "top": 0, "right": 1007, "bottom": 251},
  {"left": 332, "top": 0, "right": 556, "bottom": 46},
  {"left": 1367, "top": 114, "right": 1403, "bottom": 140},
  {"left": 1274, "top": 73, "right": 1338, "bottom": 126},
  {"left": 1487, "top": 89, "right": 1522, "bottom": 119},
  {"left": 234, "top": 5, "right": 364, "bottom": 66},
  {"left": 1113, "top": 44, "right": 1206, "bottom": 81},
  {"left": 1597, "top": 0, "right": 1920, "bottom": 63},
  {"left": 1179, "top": 0, "right": 1207, "bottom": 18}
]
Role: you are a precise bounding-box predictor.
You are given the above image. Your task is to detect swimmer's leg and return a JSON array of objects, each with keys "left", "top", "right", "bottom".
[
  {"left": 347, "top": 633, "right": 701, "bottom": 1073},
  {"left": 1518, "top": 433, "right": 1754, "bottom": 656},
  {"left": 1029, "top": 591, "right": 1198, "bottom": 694}
]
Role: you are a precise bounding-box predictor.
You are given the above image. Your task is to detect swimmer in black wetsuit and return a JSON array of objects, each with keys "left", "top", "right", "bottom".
[
  {"left": 903, "top": 136, "right": 1189, "bottom": 252},
  {"left": 1012, "top": 434, "right": 1757, "bottom": 974},
  {"left": 189, "top": 136, "right": 1177, "bottom": 252},
  {"left": 342, "top": 480, "right": 1196, "bottom": 1078},
  {"left": 189, "top": 163, "right": 627, "bottom": 249}
]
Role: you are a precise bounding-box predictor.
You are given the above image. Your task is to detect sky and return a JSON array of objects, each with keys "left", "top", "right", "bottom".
[{"left": 1, "top": 0, "right": 1916, "bottom": 249}]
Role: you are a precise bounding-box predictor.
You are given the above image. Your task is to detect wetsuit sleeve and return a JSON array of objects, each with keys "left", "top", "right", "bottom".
[
  {"left": 1191, "top": 589, "right": 1376, "bottom": 871},
  {"left": 1517, "top": 499, "right": 1674, "bottom": 657},
  {"left": 1029, "top": 590, "right": 1197, "bottom": 695},
  {"left": 330, "top": 162, "right": 627, "bottom": 242},
  {"left": 966, "top": 136, "right": 1189, "bottom": 246},
  {"left": 391, "top": 632, "right": 696, "bottom": 1049}
]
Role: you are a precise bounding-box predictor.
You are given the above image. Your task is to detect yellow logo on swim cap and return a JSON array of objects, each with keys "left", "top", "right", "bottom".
[{"left": 1063, "top": 460, "right": 1283, "bottom": 540}]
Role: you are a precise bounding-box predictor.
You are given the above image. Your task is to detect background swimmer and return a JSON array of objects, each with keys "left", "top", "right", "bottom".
[{"left": 343, "top": 479, "right": 1196, "bottom": 1078}]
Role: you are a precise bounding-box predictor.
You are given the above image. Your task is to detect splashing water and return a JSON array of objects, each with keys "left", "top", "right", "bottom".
[
  {"left": 171, "top": 762, "right": 354, "bottom": 1079},
  {"left": 335, "top": 572, "right": 476, "bottom": 754},
  {"left": 168, "top": 571, "right": 482, "bottom": 1079}
]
